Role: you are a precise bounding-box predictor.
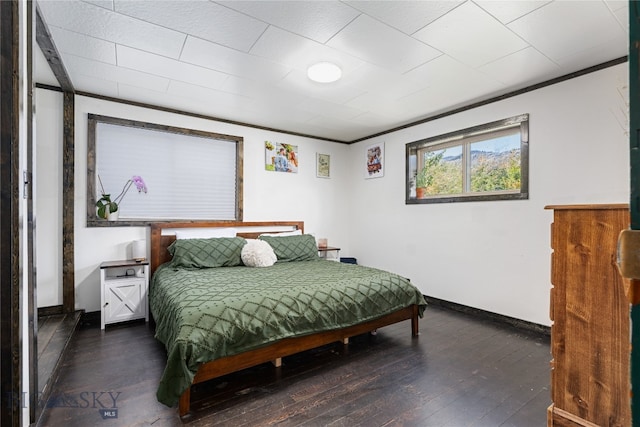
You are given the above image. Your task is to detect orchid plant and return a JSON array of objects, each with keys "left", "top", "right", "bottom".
[{"left": 96, "top": 175, "right": 147, "bottom": 219}]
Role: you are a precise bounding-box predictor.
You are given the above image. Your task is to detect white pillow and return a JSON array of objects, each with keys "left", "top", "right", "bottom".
[
  {"left": 241, "top": 239, "right": 277, "bottom": 267},
  {"left": 175, "top": 227, "right": 237, "bottom": 239},
  {"left": 258, "top": 230, "right": 302, "bottom": 237}
]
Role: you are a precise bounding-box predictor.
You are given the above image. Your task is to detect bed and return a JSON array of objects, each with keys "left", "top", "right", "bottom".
[{"left": 149, "top": 221, "right": 427, "bottom": 417}]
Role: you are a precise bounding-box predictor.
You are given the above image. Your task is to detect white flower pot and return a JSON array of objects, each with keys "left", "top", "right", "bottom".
[{"left": 107, "top": 208, "right": 119, "bottom": 221}]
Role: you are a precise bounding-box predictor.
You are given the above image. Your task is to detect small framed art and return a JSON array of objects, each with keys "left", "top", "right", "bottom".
[
  {"left": 365, "top": 142, "right": 384, "bottom": 178},
  {"left": 316, "top": 153, "right": 330, "bottom": 178},
  {"left": 265, "top": 141, "right": 299, "bottom": 173}
]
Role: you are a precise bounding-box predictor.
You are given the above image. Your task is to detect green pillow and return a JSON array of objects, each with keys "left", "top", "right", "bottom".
[
  {"left": 258, "top": 234, "right": 319, "bottom": 262},
  {"left": 168, "top": 237, "right": 246, "bottom": 268}
]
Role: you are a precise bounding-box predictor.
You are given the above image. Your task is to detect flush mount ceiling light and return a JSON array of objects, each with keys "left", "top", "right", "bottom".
[{"left": 307, "top": 62, "right": 342, "bottom": 83}]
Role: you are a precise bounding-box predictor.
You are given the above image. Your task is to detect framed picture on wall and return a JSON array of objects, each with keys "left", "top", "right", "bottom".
[
  {"left": 365, "top": 142, "right": 384, "bottom": 178},
  {"left": 316, "top": 153, "right": 330, "bottom": 178},
  {"left": 265, "top": 141, "right": 299, "bottom": 173}
]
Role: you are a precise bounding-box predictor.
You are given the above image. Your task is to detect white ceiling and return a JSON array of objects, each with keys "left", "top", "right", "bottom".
[{"left": 35, "top": 0, "right": 629, "bottom": 142}]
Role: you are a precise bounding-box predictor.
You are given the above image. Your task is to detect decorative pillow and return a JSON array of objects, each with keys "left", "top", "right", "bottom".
[
  {"left": 175, "top": 227, "right": 236, "bottom": 239},
  {"left": 258, "top": 229, "right": 302, "bottom": 237},
  {"left": 258, "top": 234, "right": 319, "bottom": 262},
  {"left": 168, "top": 237, "right": 245, "bottom": 268},
  {"left": 241, "top": 239, "right": 277, "bottom": 267}
]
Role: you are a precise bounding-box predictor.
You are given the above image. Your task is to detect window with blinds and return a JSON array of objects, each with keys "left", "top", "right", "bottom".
[{"left": 87, "top": 114, "right": 243, "bottom": 226}]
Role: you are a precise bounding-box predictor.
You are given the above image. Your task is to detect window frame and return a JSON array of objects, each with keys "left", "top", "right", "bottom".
[
  {"left": 86, "top": 114, "right": 244, "bottom": 227},
  {"left": 405, "top": 114, "right": 529, "bottom": 204}
]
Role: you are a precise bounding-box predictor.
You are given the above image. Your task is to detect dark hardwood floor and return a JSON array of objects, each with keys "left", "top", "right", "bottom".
[
  {"left": 37, "top": 305, "right": 550, "bottom": 426},
  {"left": 37, "top": 311, "right": 82, "bottom": 417}
]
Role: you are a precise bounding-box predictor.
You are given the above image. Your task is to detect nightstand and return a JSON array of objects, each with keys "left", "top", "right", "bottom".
[
  {"left": 318, "top": 246, "right": 341, "bottom": 261},
  {"left": 99, "top": 260, "right": 149, "bottom": 330}
]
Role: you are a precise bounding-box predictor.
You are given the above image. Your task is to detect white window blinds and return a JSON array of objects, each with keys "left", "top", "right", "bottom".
[{"left": 91, "top": 116, "right": 242, "bottom": 223}]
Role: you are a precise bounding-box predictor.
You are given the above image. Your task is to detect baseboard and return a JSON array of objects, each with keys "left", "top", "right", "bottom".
[
  {"left": 38, "top": 305, "right": 63, "bottom": 317},
  {"left": 424, "top": 295, "right": 550, "bottom": 337},
  {"left": 80, "top": 310, "right": 101, "bottom": 327}
]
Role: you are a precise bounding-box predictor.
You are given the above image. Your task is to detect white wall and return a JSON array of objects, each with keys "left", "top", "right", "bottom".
[
  {"left": 71, "top": 95, "right": 351, "bottom": 312},
  {"left": 35, "top": 62, "right": 629, "bottom": 325},
  {"left": 35, "top": 89, "right": 63, "bottom": 307},
  {"left": 347, "top": 63, "right": 630, "bottom": 326}
]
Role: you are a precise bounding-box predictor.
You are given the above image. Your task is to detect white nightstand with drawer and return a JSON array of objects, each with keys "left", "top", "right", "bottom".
[
  {"left": 318, "top": 246, "right": 341, "bottom": 261},
  {"left": 100, "top": 260, "right": 149, "bottom": 330}
]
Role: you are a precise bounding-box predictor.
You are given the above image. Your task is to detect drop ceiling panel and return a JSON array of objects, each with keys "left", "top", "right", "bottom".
[
  {"left": 166, "top": 80, "right": 253, "bottom": 108},
  {"left": 83, "top": 0, "right": 114, "bottom": 10},
  {"left": 474, "top": 1, "right": 551, "bottom": 24},
  {"left": 250, "top": 26, "right": 364, "bottom": 73},
  {"left": 38, "top": 1, "right": 185, "bottom": 58},
  {"left": 180, "top": 36, "right": 291, "bottom": 84},
  {"left": 327, "top": 14, "right": 442, "bottom": 74},
  {"left": 113, "top": 1, "right": 268, "bottom": 52},
  {"left": 36, "top": 1, "right": 630, "bottom": 142},
  {"left": 405, "top": 55, "right": 504, "bottom": 96},
  {"left": 219, "top": 0, "right": 360, "bottom": 44},
  {"left": 73, "top": 74, "right": 119, "bottom": 98},
  {"left": 220, "top": 75, "right": 306, "bottom": 107},
  {"left": 116, "top": 46, "right": 228, "bottom": 91},
  {"left": 277, "top": 69, "right": 365, "bottom": 105},
  {"left": 413, "top": 1, "right": 529, "bottom": 68},
  {"left": 35, "top": 46, "right": 62, "bottom": 86},
  {"left": 479, "top": 47, "right": 559, "bottom": 87},
  {"left": 507, "top": 1, "right": 626, "bottom": 63},
  {"left": 49, "top": 27, "right": 116, "bottom": 64},
  {"left": 345, "top": 0, "right": 463, "bottom": 35},
  {"left": 296, "top": 97, "right": 364, "bottom": 121},
  {"left": 63, "top": 54, "right": 170, "bottom": 92}
]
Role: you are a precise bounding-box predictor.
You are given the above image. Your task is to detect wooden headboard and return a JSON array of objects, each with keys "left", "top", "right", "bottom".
[{"left": 149, "top": 221, "right": 304, "bottom": 276}]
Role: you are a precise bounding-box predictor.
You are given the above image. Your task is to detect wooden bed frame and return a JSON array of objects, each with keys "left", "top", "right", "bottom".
[{"left": 149, "top": 221, "right": 420, "bottom": 417}]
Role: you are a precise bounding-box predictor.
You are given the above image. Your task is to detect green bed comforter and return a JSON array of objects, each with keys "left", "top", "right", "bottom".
[{"left": 150, "top": 259, "right": 427, "bottom": 407}]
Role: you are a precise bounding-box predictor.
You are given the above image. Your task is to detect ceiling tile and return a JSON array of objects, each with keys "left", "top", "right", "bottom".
[
  {"left": 346, "top": 90, "right": 416, "bottom": 122},
  {"left": 220, "top": 75, "right": 305, "bottom": 106},
  {"left": 344, "top": 64, "right": 428, "bottom": 98},
  {"left": 610, "top": 2, "right": 629, "bottom": 31},
  {"left": 296, "top": 97, "right": 364, "bottom": 121},
  {"left": 405, "top": 54, "right": 503, "bottom": 92},
  {"left": 82, "top": 0, "right": 114, "bottom": 11},
  {"left": 35, "top": 46, "right": 61, "bottom": 86},
  {"left": 49, "top": 26, "right": 116, "bottom": 64},
  {"left": 218, "top": 0, "right": 360, "bottom": 44},
  {"left": 474, "top": 1, "right": 551, "bottom": 24},
  {"left": 39, "top": 0, "right": 185, "bottom": 58},
  {"left": 37, "top": 0, "right": 629, "bottom": 141},
  {"left": 277, "top": 69, "right": 365, "bottom": 105},
  {"left": 605, "top": 0, "right": 627, "bottom": 12},
  {"left": 72, "top": 74, "right": 119, "bottom": 97},
  {"left": 479, "top": 47, "right": 559, "bottom": 87},
  {"left": 250, "top": 26, "right": 364, "bottom": 73},
  {"left": 413, "top": 1, "right": 529, "bottom": 68},
  {"left": 166, "top": 80, "right": 253, "bottom": 108},
  {"left": 180, "top": 36, "right": 291, "bottom": 84},
  {"left": 349, "top": 111, "right": 405, "bottom": 130},
  {"left": 62, "top": 54, "right": 170, "bottom": 92},
  {"left": 400, "top": 55, "right": 505, "bottom": 114},
  {"left": 345, "top": 0, "right": 463, "bottom": 35},
  {"left": 327, "top": 14, "right": 442, "bottom": 74},
  {"left": 116, "top": 46, "right": 228, "bottom": 91},
  {"left": 552, "top": 33, "right": 627, "bottom": 71},
  {"left": 114, "top": 1, "right": 267, "bottom": 52},
  {"left": 507, "top": 1, "right": 626, "bottom": 63}
]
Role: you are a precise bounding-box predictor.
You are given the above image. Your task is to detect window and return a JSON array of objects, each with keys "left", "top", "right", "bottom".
[
  {"left": 406, "top": 114, "right": 529, "bottom": 204},
  {"left": 87, "top": 114, "right": 243, "bottom": 226}
]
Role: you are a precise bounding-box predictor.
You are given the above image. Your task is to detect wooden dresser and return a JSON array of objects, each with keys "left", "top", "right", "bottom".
[{"left": 546, "top": 204, "right": 630, "bottom": 426}]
